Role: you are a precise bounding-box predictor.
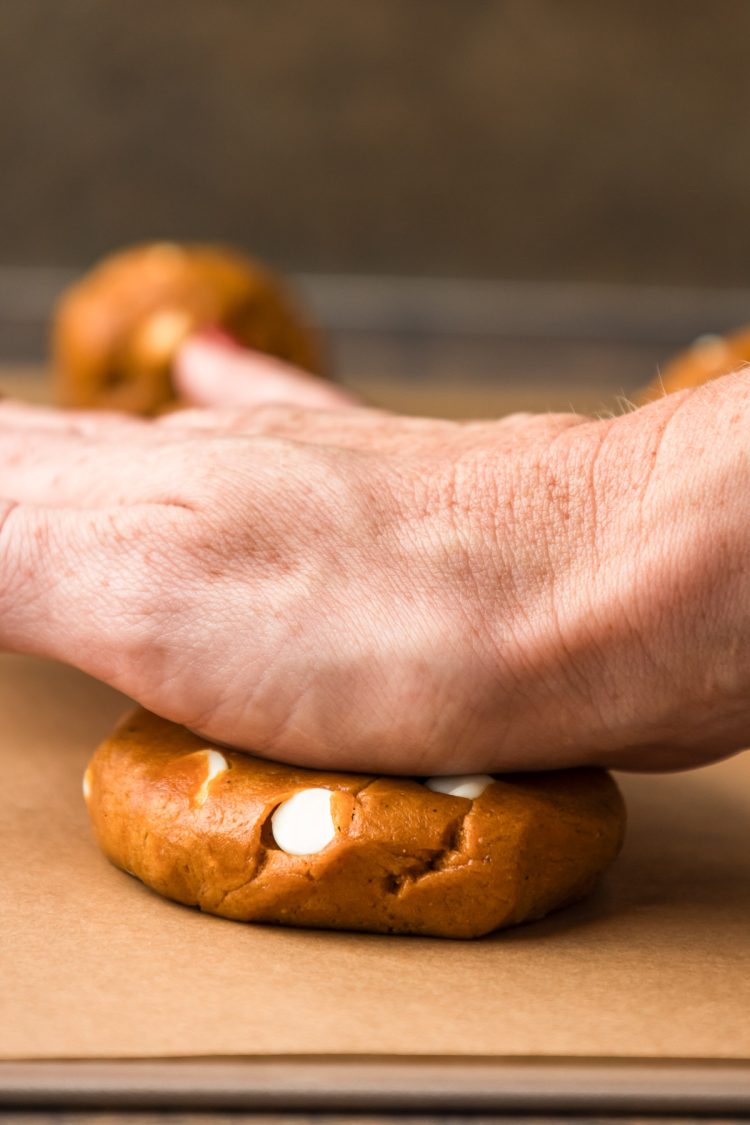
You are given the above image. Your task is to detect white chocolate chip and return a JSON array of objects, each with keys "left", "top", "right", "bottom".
[
  {"left": 690, "top": 334, "right": 730, "bottom": 369},
  {"left": 691, "top": 333, "right": 724, "bottom": 350},
  {"left": 82, "top": 768, "right": 92, "bottom": 802},
  {"left": 194, "top": 749, "right": 228, "bottom": 805},
  {"left": 271, "top": 788, "right": 337, "bottom": 855},
  {"left": 425, "top": 774, "right": 494, "bottom": 799},
  {"left": 134, "top": 308, "right": 194, "bottom": 363}
]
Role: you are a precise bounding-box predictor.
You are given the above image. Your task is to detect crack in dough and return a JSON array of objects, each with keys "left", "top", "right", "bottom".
[
  {"left": 387, "top": 801, "right": 474, "bottom": 894},
  {"left": 194, "top": 749, "right": 229, "bottom": 806}
]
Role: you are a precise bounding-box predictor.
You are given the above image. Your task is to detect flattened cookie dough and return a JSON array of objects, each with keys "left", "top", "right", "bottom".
[
  {"left": 84, "top": 708, "right": 626, "bottom": 939},
  {"left": 53, "top": 242, "right": 324, "bottom": 415}
]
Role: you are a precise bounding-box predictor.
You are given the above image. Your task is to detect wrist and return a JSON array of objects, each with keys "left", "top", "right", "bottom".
[
  {"left": 425, "top": 422, "right": 616, "bottom": 769},
  {"left": 565, "top": 378, "right": 750, "bottom": 767}
]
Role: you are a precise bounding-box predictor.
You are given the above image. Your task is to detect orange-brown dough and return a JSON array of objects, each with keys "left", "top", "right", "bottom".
[
  {"left": 639, "top": 328, "right": 750, "bottom": 403},
  {"left": 53, "top": 242, "right": 324, "bottom": 415},
  {"left": 84, "top": 708, "right": 626, "bottom": 939}
]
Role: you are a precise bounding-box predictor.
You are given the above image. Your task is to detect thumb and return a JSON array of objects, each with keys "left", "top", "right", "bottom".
[{"left": 173, "top": 334, "right": 359, "bottom": 411}]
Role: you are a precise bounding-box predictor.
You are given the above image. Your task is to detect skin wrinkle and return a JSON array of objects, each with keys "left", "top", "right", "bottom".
[
  {"left": 438, "top": 454, "right": 494, "bottom": 618},
  {"left": 597, "top": 382, "right": 750, "bottom": 762},
  {"left": 446, "top": 453, "right": 566, "bottom": 768},
  {"left": 632, "top": 387, "right": 696, "bottom": 521},
  {"left": 240, "top": 555, "right": 386, "bottom": 751},
  {"left": 183, "top": 603, "right": 303, "bottom": 746},
  {"left": 544, "top": 425, "right": 619, "bottom": 745},
  {"left": 418, "top": 453, "right": 541, "bottom": 766},
  {"left": 0, "top": 498, "right": 24, "bottom": 610},
  {"left": 396, "top": 536, "right": 491, "bottom": 751},
  {"left": 588, "top": 420, "right": 683, "bottom": 735},
  {"left": 78, "top": 509, "right": 200, "bottom": 689}
]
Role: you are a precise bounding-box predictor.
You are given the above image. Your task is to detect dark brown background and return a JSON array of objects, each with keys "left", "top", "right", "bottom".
[
  {"left": 3, "top": 0, "right": 750, "bottom": 390},
  {"left": 2, "top": 0, "right": 750, "bottom": 284}
]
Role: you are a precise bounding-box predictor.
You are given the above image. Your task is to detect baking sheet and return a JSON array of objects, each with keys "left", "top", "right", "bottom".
[
  {"left": 2, "top": 654, "right": 749, "bottom": 1063},
  {"left": 3, "top": 1057, "right": 750, "bottom": 1114}
]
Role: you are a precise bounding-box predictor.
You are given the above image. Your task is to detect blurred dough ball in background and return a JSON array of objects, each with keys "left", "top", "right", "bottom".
[
  {"left": 640, "top": 328, "right": 750, "bottom": 403},
  {"left": 53, "top": 242, "right": 325, "bottom": 415}
]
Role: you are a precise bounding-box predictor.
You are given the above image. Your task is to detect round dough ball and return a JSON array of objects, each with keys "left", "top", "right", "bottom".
[
  {"left": 83, "top": 708, "right": 626, "bottom": 939},
  {"left": 639, "top": 328, "right": 750, "bottom": 403},
  {"left": 53, "top": 242, "right": 325, "bottom": 415}
]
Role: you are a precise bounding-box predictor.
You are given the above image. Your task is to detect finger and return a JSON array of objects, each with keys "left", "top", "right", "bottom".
[
  {"left": 0, "top": 399, "right": 150, "bottom": 437},
  {"left": 174, "top": 334, "right": 359, "bottom": 410},
  {"left": 0, "top": 498, "right": 191, "bottom": 686},
  {"left": 0, "top": 428, "right": 195, "bottom": 507}
]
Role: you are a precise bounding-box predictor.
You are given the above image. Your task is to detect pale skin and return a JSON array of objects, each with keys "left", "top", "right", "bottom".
[{"left": 1, "top": 334, "right": 748, "bottom": 775}]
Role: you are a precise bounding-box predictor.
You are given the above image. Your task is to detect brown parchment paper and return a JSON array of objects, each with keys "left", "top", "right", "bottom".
[{"left": 2, "top": 654, "right": 749, "bottom": 1062}]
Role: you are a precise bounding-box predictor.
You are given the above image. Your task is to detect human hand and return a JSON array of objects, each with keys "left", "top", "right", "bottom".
[{"left": 0, "top": 339, "right": 748, "bottom": 773}]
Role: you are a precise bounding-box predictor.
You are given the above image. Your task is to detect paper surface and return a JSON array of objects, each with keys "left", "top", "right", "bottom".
[{"left": 2, "top": 654, "right": 749, "bottom": 1062}]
